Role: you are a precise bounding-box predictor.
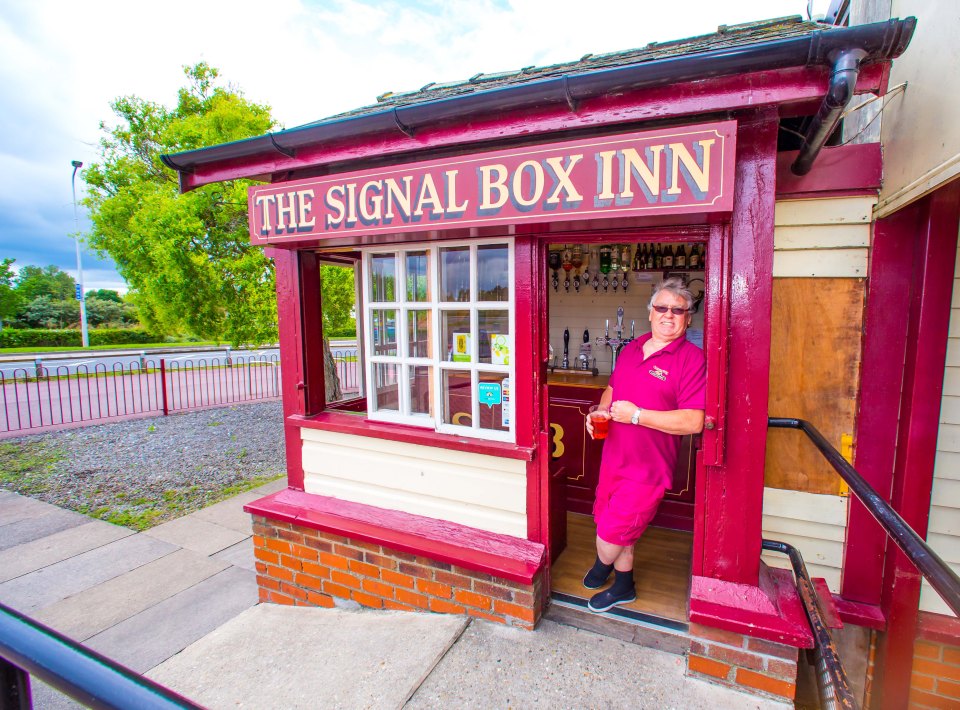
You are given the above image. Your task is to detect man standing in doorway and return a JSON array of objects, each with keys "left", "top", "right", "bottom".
[{"left": 584, "top": 277, "right": 706, "bottom": 612}]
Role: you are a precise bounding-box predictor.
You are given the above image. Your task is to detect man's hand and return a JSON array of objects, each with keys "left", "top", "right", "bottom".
[{"left": 609, "top": 400, "right": 640, "bottom": 425}]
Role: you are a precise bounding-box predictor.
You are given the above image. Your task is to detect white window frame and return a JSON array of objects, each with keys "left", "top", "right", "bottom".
[{"left": 361, "top": 238, "right": 515, "bottom": 442}]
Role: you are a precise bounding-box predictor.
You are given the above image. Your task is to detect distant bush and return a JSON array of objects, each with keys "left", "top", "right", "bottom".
[
  {"left": 0, "top": 328, "right": 160, "bottom": 348},
  {"left": 326, "top": 326, "right": 357, "bottom": 339}
]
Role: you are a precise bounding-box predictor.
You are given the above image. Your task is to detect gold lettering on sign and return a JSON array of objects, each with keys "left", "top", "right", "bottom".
[
  {"left": 667, "top": 139, "right": 714, "bottom": 195},
  {"left": 620, "top": 146, "right": 664, "bottom": 199},
  {"left": 254, "top": 194, "right": 276, "bottom": 234},
  {"left": 479, "top": 164, "right": 510, "bottom": 210}
]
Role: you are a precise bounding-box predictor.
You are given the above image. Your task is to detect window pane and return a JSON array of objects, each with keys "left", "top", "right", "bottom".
[
  {"left": 440, "top": 246, "right": 470, "bottom": 302},
  {"left": 478, "top": 371, "right": 510, "bottom": 432},
  {"left": 371, "top": 309, "right": 397, "bottom": 356},
  {"left": 479, "top": 310, "right": 510, "bottom": 365},
  {"left": 374, "top": 363, "right": 399, "bottom": 411},
  {"left": 408, "top": 365, "right": 432, "bottom": 415},
  {"left": 442, "top": 370, "right": 473, "bottom": 428},
  {"left": 477, "top": 244, "right": 509, "bottom": 301},
  {"left": 370, "top": 254, "right": 397, "bottom": 302},
  {"left": 407, "top": 309, "right": 431, "bottom": 358},
  {"left": 405, "top": 251, "right": 431, "bottom": 302},
  {"left": 442, "top": 310, "right": 471, "bottom": 362}
]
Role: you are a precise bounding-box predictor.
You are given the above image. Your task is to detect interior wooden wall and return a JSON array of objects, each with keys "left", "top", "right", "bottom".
[{"left": 765, "top": 277, "right": 865, "bottom": 494}]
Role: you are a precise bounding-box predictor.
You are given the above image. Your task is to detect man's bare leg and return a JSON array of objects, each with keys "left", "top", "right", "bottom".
[{"left": 596, "top": 536, "right": 634, "bottom": 572}]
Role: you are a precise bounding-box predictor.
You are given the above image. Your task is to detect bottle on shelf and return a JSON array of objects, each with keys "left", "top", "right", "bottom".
[
  {"left": 663, "top": 243, "right": 674, "bottom": 269},
  {"left": 654, "top": 243, "right": 663, "bottom": 270},
  {"left": 645, "top": 243, "right": 654, "bottom": 270},
  {"left": 689, "top": 243, "right": 700, "bottom": 269},
  {"left": 633, "top": 244, "right": 643, "bottom": 272},
  {"left": 676, "top": 244, "right": 687, "bottom": 268}
]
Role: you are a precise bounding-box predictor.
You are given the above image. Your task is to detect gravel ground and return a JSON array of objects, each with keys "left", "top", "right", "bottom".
[{"left": 0, "top": 401, "right": 285, "bottom": 529}]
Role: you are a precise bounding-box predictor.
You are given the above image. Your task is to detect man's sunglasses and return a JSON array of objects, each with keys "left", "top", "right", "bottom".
[{"left": 652, "top": 305, "right": 689, "bottom": 315}]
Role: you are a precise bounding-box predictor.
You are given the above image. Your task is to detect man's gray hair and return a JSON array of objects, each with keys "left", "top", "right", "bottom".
[{"left": 648, "top": 277, "right": 694, "bottom": 311}]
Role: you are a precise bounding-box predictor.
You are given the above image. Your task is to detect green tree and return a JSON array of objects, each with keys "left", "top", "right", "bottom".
[
  {"left": 86, "top": 289, "right": 123, "bottom": 303},
  {"left": 19, "top": 296, "right": 79, "bottom": 329},
  {"left": 14, "top": 265, "right": 75, "bottom": 302},
  {"left": 83, "top": 63, "right": 277, "bottom": 345},
  {"left": 320, "top": 265, "right": 356, "bottom": 336},
  {"left": 0, "top": 259, "right": 21, "bottom": 326}
]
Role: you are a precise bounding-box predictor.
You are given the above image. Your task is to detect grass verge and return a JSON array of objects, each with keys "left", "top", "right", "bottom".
[{"left": 0, "top": 441, "right": 64, "bottom": 495}]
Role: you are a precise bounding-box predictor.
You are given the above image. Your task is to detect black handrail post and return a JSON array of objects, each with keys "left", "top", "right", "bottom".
[
  {"left": 1, "top": 655, "right": 32, "bottom": 709},
  {"left": 768, "top": 417, "right": 960, "bottom": 617}
]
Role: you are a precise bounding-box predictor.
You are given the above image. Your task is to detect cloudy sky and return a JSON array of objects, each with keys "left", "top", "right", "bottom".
[{"left": 0, "top": 0, "right": 825, "bottom": 293}]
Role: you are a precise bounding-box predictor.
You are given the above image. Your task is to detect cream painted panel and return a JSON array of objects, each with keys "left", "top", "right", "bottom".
[
  {"left": 762, "top": 488, "right": 847, "bottom": 593},
  {"left": 928, "top": 533, "right": 960, "bottom": 565},
  {"left": 944, "top": 369, "right": 960, "bottom": 398},
  {"left": 774, "top": 197, "right": 876, "bottom": 227},
  {"left": 951, "top": 309, "right": 960, "bottom": 337},
  {"left": 941, "top": 396, "right": 960, "bottom": 425},
  {"left": 936, "top": 423, "right": 960, "bottom": 454},
  {"left": 772, "top": 249, "right": 867, "bottom": 278},
  {"left": 953, "top": 281, "right": 960, "bottom": 309},
  {"left": 773, "top": 224, "right": 870, "bottom": 250},
  {"left": 932, "top": 478, "right": 960, "bottom": 509},
  {"left": 946, "top": 339, "right": 960, "bottom": 368},
  {"left": 929, "top": 505, "right": 960, "bottom": 537},
  {"left": 299, "top": 429, "right": 527, "bottom": 537},
  {"left": 934, "top": 451, "right": 960, "bottom": 482},
  {"left": 920, "top": 580, "right": 958, "bottom": 617}
]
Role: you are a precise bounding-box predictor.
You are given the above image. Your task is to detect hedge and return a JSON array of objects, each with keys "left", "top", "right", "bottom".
[{"left": 0, "top": 328, "right": 161, "bottom": 348}]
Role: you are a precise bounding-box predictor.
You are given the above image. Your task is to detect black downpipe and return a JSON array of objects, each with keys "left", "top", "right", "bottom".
[
  {"left": 768, "top": 417, "right": 960, "bottom": 616},
  {"left": 763, "top": 539, "right": 858, "bottom": 710},
  {"left": 0, "top": 601, "right": 202, "bottom": 710},
  {"left": 791, "top": 48, "right": 867, "bottom": 176}
]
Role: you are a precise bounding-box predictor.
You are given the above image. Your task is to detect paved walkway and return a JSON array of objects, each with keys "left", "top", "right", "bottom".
[{"left": 0, "top": 485, "right": 788, "bottom": 709}]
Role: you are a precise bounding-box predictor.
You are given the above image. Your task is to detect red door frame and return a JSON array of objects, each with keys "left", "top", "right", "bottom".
[{"left": 868, "top": 182, "right": 960, "bottom": 709}]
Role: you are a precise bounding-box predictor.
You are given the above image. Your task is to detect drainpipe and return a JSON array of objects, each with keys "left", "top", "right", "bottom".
[{"left": 791, "top": 47, "right": 868, "bottom": 176}]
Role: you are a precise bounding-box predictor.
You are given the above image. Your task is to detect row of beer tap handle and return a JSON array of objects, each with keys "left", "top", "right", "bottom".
[{"left": 551, "top": 307, "right": 635, "bottom": 375}]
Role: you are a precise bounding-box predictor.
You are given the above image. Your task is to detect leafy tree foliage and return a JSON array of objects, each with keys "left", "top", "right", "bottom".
[
  {"left": 14, "top": 265, "right": 75, "bottom": 302},
  {"left": 84, "top": 297, "right": 137, "bottom": 327},
  {"left": 84, "top": 63, "right": 277, "bottom": 345},
  {"left": 19, "top": 295, "right": 79, "bottom": 329},
  {"left": 320, "top": 265, "right": 357, "bottom": 336},
  {"left": 0, "top": 259, "right": 21, "bottom": 326},
  {"left": 86, "top": 289, "right": 123, "bottom": 303}
]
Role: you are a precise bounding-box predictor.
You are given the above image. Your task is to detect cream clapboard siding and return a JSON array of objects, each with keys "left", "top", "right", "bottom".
[
  {"left": 922, "top": 242, "right": 960, "bottom": 615},
  {"left": 773, "top": 196, "right": 876, "bottom": 277},
  {"left": 761, "top": 197, "right": 875, "bottom": 589},
  {"left": 761, "top": 488, "right": 848, "bottom": 591},
  {"left": 300, "top": 428, "right": 527, "bottom": 538}
]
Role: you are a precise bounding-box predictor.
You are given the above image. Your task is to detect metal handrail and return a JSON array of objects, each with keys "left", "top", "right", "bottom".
[
  {"left": 768, "top": 417, "right": 960, "bottom": 616},
  {"left": 0, "top": 601, "right": 202, "bottom": 710},
  {"left": 763, "top": 539, "right": 857, "bottom": 710}
]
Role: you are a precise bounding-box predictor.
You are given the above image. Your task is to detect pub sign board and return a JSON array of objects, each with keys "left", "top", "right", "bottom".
[{"left": 248, "top": 120, "right": 736, "bottom": 245}]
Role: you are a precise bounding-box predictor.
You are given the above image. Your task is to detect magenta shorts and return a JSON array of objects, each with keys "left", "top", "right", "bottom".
[{"left": 593, "top": 478, "right": 666, "bottom": 546}]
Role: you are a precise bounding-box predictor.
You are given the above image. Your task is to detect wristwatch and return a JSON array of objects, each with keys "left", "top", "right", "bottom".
[{"left": 630, "top": 407, "right": 642, "bottom": 425}]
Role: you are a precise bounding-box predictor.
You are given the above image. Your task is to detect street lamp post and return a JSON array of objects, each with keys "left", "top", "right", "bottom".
[{"left": 71, "top": 160, "right": 89, "bottom": 348}]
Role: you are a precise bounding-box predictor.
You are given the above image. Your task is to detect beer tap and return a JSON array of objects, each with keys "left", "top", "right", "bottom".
[
  {"left": 561, "top": 328, "right": 570, "bottom": 369},
  {"left": 596, "top": 306, "right": 636, "bottom": 370}
]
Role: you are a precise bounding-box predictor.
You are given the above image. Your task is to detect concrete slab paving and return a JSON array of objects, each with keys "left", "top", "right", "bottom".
[
  {"left": 189, "top": 491, "right": 260, "bottom": 533},
  {"left": 35, "top": 548, "right": 231, "bottom": 641},
  {"left": 252, "top": 477, "right": 287, "bottom": 495},
  {"left": 0, "top": 508, "right": 91, "bottom": 552},
  {"left": 85, "top": 566, "right": 257, "bottom": 674},
  {"left": 143, "top": 515, "right": 248, "bottom": 556},
  {"left": 211, "top": 539, "right": 255, "bottom": 571},
  {"left": 0, "top": 491, "right": 57, "bottom": 525},
  {"left": 406, "top": 618, "right": 789, "bottom": 709},
  {"left": 0, "top": 519, "right": 133, "bottom": 583},
  {"left": 147, "top": 605, "right": 469, "bottom": 710},
  {"left": 0, "top": 535, "right": 177, "bottom": 614}
]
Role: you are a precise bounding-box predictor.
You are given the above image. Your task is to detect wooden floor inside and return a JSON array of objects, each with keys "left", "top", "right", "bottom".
[{"left": 551, "top": 512, "right": 692, "bottom": 622}]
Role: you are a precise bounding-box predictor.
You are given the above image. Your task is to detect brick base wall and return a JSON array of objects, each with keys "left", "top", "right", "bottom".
[
  {"left": 909, "top": 637, "right": 960, "bottom": 709},
  {"left": 686, "top": 623, "right": 799, "bottom": 701},
  {"left": 251, "top": 515, "right": 544, "bottom": 629}
]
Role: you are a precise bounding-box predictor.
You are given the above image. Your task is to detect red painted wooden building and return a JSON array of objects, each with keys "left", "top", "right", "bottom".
[{"left": 161, "top": 13, "right": 960, "bottom": 706}]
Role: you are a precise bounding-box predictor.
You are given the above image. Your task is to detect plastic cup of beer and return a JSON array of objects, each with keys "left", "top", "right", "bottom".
[{"left": 588, "top": 405, "right": 611, "bottom": 439}]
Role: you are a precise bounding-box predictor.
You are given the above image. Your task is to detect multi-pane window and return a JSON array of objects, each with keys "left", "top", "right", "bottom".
[{"left": 362, "top": 240, "right": 514, "bottom": 441}]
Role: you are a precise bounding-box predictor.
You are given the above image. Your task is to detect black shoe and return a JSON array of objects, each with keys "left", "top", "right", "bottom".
[
  {"left": 582, "top": 566, "right": 613, "bottom": 590},
  {"left": 587, "top": 586, "right": 636, "bottom": 613}
]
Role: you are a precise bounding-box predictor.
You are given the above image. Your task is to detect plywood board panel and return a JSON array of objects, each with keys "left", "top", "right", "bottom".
[
  {"left": 774, "top": 196, "right": 876, "bottom": 226},
  {"left": 774, "top": 223, "right": 870, "bottom": 250},
  {"left": 766, "top": 278, "right": 865, "bottom": 494},
  {"left": 773, "top": 248, "right": 868, "bottom": 278}
]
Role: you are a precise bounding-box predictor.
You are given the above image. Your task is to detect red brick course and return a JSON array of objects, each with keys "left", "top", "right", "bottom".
[
  {"left": 910, "top": 635, "right": 960, "bottom": 709},
  {"left": 686, "top": 624, "right": 799, "bottom": 701},
  {"left": 251, "top": 515, "right": 543, "bottom": 629}
]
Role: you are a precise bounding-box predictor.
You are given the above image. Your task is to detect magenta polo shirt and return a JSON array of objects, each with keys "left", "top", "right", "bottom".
[{"left": 601, "top": 332, "right": 707, "bottom": 489}]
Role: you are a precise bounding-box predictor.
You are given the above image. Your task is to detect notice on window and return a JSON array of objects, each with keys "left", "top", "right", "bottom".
[
  {"left": 501, "top": 378, "right": 511, "bottom": 427},
  {"left": 490, "top": 333, "right": 511, "bottom": 365},
  {"left": 452, "top": 333, "right": 471, "bottom": 362},
  {"left": 478, "top": 382, "right": 502, "bottom": 408}
]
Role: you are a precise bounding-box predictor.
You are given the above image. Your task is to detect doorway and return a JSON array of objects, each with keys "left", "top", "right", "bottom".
[{"left": 543, "top": 235, "right": 707, "bottom": 625}]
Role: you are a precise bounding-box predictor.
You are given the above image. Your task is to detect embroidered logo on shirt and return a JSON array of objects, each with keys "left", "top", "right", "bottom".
[{"left": 649, "top": 365, "right": 669, "bottom": 381}]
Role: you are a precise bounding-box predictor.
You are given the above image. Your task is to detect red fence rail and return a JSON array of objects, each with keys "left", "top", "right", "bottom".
[{"left": 1, "top": 351, "right": 360, "bottom": 435}]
